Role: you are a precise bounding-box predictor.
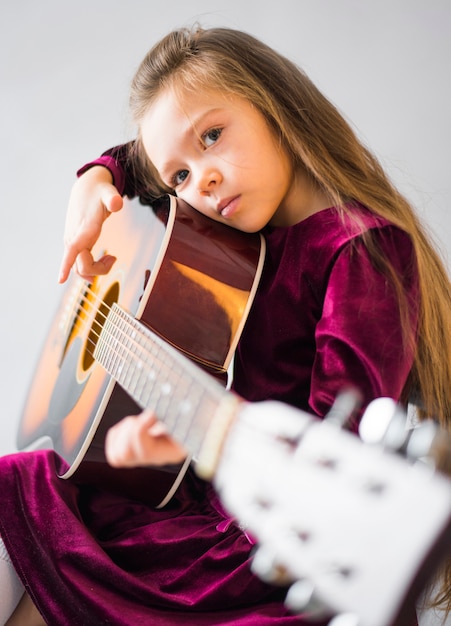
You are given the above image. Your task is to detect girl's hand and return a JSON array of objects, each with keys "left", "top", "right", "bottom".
[
  {"left": 105, "top": 410, "right": 187, "bottom": 468},
  {"left": 58, "top": 166, "right": 124, "bottom": 283}
]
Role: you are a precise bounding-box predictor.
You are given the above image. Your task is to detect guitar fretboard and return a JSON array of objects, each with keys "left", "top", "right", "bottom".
[{"left": 94, "top": 303, "right": 227, "bottom": 458}]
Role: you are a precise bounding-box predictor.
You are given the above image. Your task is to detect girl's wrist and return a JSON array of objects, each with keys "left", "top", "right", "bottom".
[{"left": 77, "top": 155, "right": 125, "bottom": 194}]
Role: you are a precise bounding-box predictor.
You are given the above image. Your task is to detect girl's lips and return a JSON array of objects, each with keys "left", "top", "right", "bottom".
[{"left": 218, "top": 196, "right": 240, "bottom": 218}]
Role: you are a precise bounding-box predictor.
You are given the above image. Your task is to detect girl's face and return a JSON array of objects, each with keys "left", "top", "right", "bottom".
[{"left": 140, "top": 86, "right": 320, "bottom": 231}]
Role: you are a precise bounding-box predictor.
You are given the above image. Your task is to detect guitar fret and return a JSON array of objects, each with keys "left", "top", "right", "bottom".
[
  {"left": 94, "top": 303, "right": 226, "bottom": 458},
  {"left": 110, "top": 313, "right": 122, "bottom": 378},
  {"left": 167, "top": 375, "right": 194, "bottom": 426},
  {"left": 102, "top": 316, "right": 116, "bottom": 375},
  {"left": 117, "top": 316, "right": 134, "bottom": 387},
  {"left": 171, "top": 383, "right": 203, "bottom": 442},
  {"left": 131, "top": 328, "right": 156, "bottom": 402},
  {"left": 121, "top": 329, "right": 137, "bottom": 391}
]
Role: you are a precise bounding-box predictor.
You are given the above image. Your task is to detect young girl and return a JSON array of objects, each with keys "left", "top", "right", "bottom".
[{"left": 2, "top": 25, "right": 451, "bottom": 625}]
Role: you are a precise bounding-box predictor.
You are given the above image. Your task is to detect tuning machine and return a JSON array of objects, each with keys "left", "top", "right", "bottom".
[
  {"left": 328, "top": 613, "right": 360, "bottom": 626},
  {"left": 284, "top": 579, "right": 331, "bottom": 620},
  {"left": 324, "top": 388, "right": 363, "bottom": 429},
  {"left": 250, "top": 545, "right": 294, "bottom": 586},
  {"left": 358, "top": 397, "right": 447, "bottom": 470},
  {"left": 250, "top": 547, "right": 334, "bottom": 621},
  {"left": 358, "top": 397, "right": 408, "bottom": 450}
]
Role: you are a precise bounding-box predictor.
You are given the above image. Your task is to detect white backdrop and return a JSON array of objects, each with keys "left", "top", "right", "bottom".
[{"left": 0, "top": 0, "right": 450, "bottom": 622}]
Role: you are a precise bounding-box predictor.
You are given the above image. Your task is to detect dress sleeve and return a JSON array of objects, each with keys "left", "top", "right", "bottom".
[
  {"left": 310, "top": 227, "right": 419, "bottom": 426},
  {"left": 76, "top": 142, "right": 140, "bottom": 198}
]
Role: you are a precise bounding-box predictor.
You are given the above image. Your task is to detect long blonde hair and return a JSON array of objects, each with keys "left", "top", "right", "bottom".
[
  {"left": 129, "top": 25, "right": 451, "bottom": 426},
  {"left": 129, "top": 23, "right": 451, "bottom": 611}
]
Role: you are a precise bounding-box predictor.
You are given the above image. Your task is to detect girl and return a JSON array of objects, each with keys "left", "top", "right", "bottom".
[{"left": 2, "top": 25, "right": 451, "bottom": 625}]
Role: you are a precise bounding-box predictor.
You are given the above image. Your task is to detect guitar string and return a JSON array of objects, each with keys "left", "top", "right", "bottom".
[
  {"left": 65, "top": 282, "right": 218, "bottom": 446},
  {"left": 67, "top": 281, "right": 220, "bottom": 411},
  {"left": 69, "top": 282, "right": 178, "bottom": 385},
  {"left": 70, "top": 282, "right": 220, "bottom": 393}
]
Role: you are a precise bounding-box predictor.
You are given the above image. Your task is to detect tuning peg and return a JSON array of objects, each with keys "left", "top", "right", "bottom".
[
  {"left": 406, "top": 419, "right": 438, "bottom": 462},
  {"left": 406, "top": 419, "right": 451, "bottom": 475},
  {"left": 328, "top": 613, "right": 359, "bottom": 626},
  {"left": 325, "top": 388, "right": 363, "bottom": 428},
  {"left": 284, "top": 579, "right": 330, "bottom": 619},
  {"left": 250, "top": 546, "right": 293, "bottom": 586},
  {"left": 359, "top": 397, "right": 408, "bottom": 451}
]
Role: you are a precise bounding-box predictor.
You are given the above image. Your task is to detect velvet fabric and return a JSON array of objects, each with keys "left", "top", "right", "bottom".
[
  {"left": 0, "top": 452, "right": 311, "bottom": 625},
  {"left": 0, "top": 155, "right": 419, "bottom": 624},
  {"left": 233, "top": 205, "right": 419, "bottom": 427}
]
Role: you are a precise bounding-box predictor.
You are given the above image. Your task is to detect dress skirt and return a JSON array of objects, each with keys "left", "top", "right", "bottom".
[{"left": 0, "top": 449, "right": 316, "bottom": 625}]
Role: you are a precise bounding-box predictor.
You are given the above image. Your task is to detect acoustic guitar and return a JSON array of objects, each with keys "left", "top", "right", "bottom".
[
  {"left": 16, "top": 194, "right": 451, "bottom": 625},
  {"left": 17, "top": 193, "right": 265, "bottom": 506}
]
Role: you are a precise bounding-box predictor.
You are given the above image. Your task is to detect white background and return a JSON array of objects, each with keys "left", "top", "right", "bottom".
[{"left": 0, "top": 1, "right": 450, "bottom": 620}]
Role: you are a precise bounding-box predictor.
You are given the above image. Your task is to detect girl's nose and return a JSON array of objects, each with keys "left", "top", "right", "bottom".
[{"left": 197, "top": 168, "right": 222, "bottom": 196}]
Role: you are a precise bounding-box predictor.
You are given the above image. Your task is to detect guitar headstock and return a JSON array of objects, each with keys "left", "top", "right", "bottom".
[{"left": 211, "top": 395, "right": 451, "bottom": 626}]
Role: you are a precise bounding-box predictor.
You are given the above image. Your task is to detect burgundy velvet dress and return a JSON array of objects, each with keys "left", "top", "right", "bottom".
[{"left": 0, "top": 160, "right": 419, "bottom": 624}]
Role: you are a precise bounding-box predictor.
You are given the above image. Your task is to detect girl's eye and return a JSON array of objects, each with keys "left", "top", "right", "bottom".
[
  {"left": 202, "top": 128, "right": 222, "bottom": 147},
  {"left": 171, "top": 169, "right": 189, "bottom": 187}
]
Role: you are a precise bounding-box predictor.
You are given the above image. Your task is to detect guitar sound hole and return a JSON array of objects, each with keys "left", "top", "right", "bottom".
[{"left": 82, "top": 282, "right": 120, "bottom": 372}]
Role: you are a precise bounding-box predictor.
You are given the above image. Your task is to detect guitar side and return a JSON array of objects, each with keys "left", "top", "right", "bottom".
[{"left": 17, "top": 195, "right": 264, "bottom": 507}]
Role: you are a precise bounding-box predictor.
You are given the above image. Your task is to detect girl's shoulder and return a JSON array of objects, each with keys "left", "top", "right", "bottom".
[
  {"left": 263, "top": 203, "right": 413, "bottom": 276},
  {"left": 301, "top": 203, "right": 394, "bottom": 244},
  {"left": 265, "top": 203, "right": 407, "bottom": 252}
]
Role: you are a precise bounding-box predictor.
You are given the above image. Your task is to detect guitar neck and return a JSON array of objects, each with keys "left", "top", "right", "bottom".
[{"left": 94, "top": 302, "right": 229, "bottom": 458}]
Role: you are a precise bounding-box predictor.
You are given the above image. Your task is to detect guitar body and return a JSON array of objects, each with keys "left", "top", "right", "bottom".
[
  {"left": 14, "top": 193, "right": 451, "bottom": 623},
  {"left": 17, "top": 194, "right": 264, "bottom": 506}
]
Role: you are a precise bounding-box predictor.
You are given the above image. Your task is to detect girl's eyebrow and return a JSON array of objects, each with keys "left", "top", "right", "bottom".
[{"left": 187, "top": 107, "right": 224, "bottom": 138}]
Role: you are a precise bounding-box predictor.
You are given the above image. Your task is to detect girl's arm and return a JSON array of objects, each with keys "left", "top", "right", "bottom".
[
  {"left": 310, "top": 229, "right": 419, "bottom": 427},
  {"left": 60, "top": 144, "right": 186, "bottom": 468},
  {"left": 76, "top": 142, "right": 137, "bottom": 198},
  {"left": 58, "top": 143, "right": 137, "bottom": 284},
  {"left": 58, "top": 165, "right": 123, "bottom": 283}
]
